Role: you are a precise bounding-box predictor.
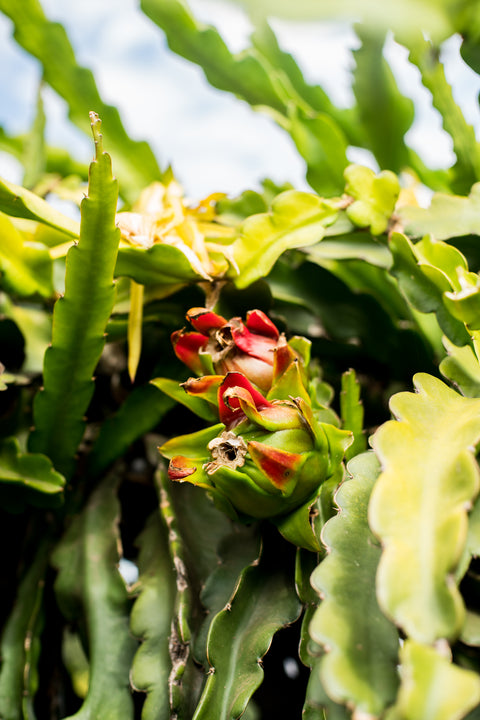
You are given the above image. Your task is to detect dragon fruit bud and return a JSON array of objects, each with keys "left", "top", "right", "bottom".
[{"left": 172, "top": 308, "right": 289, "bottom": 391}]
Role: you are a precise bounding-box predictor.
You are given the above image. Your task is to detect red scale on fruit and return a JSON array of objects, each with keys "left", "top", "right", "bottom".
[{"left": 247, "top": 441, "right": 304, "bottom": 491}]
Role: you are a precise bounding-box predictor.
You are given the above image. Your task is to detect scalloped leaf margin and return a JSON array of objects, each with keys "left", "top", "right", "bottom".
[
  {"left": 370, "top": 372, "right": 480, "bottom": 644},
  {"left": 310, "top": 451, "right": 399, "bottom": 716}
]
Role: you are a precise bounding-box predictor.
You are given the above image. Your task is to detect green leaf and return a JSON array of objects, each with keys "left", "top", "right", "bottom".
[
  {"left": 370, "top": 373, "right": 480, "bottom": 643},
  {"left": 141, "top": 0, "right": 286, "bottom": 113},
  {"left": 352, "top": 28, "right": 414, "bottom": 172},
  {"left": 398, "top": 183, "right": 480, "bottom": 240},
  {"left": 195, "top": 526, "right": 261, "bottom": 667},
  {"left": 232, "top": 190, "right": 338, "bottom": 289},
  {"left": 304, "top": 230, "right": 393, "bottom": 269},
  {"left": 310, "top": 452, "right": 399, "bottom": 716},
  {"left": 141, "top": 0, "right": 356, "bottom": 195},
  {"left": 115, "top": 244, "right": 206, "bottom": 288},
  {"left": 0, "top": 295, "right": 52, "bottom": 374},
  {"left": 0, "top": 125, "right": 24, "bottom": 161},
  {"left": 288, "top": 108, "right": 349, "bottom": 196},
  {"left": 466, "top": 494, "right": 480, "bottom": 560},
  {"left": 163, "top": 474, "right": 236, "bottom": 587},
  {"left": 0, "top": 0, "right": 161, "bottom": 202},
  {"left": 440, "top": 338, "right": 480, "bottom": 397},
  {"left": 151, "top": 377, "right": 219, "bottom": 423},
  {"left": 303, "top": 660, "right": 352, "bottom": 720},
  {"left": 51, "top": 474, "right": 137, "bottom": 720},
  {"left": 160, "top": 425, "right": 223, "bottom": 464},
  {"left": 130, "top": 513, "right": 176, "bottom": 720},
  {"left": 0, "top": 539, "right": 49, "bottom": 720},
  {"left": 251, "top": 20, "right": 360, "bottom": 144},
  {"left": 29, "top": 115, "right": 121, "bottom": 478},
  {"left": 460, "top": 31, "right": 480, "bottom": 74},
  {"left": 62, "top": 629, "right": 89, "bottom": 700},
  {"left": 0, "top": 364, "right": 6, "bottom": 391},
  {"left": 216, "top": 190, "right": 268, "bottom": 225},
  {"left": 88, "top": 384, "right": 176, "bottom": 478},
  {"left": 456, "top": 490, "right": 480, "bottom": 583},
  {"left": 344, "top": 164, "right": 400, "bottom": 235},
  {"left": 269, "top": 257, "right": 402, "bottom": 365},
  {"left": 0, "top": 175, "right": 80, "bottom": 238},
  {"left": 0, "top": 437, "right": 64, "bottom": 511},
  {"left": 237, "top": 0, "right": 453, "bottom": 41},
  {"left": 0, "top": 212, "right": 53, "bottom": 297},
  {"left": 340, "top": 369, "right": 366, "bottom": 460},
  {"left": 443, "top": 285, "right": 480, "bottom": 332},
  {"left": 385, "top": 640, "right": 480, "bottom": 720},
  {"left": 192, "top": 539, "right": 301, "bottom": 720},
  {"left": 389, "top": 231, "right": 470, "bottom": 345},
  {"left": 413, "top": 233, "right": 468, "bottom": 289},
  {"left": 127, "top": 280, "right": 144, "bottom": 382},
  {"left": 406, "top": 34, "right": 480, "bottom": 194},
  {"left": 273, "top": 494, "right": 323, "bottom": 553},
  {"left": 296, "top": 550, "right": 321, "bottom": 693},
  {"left": 461, "top": 610, "right": 480, "bottom": 647},
  {"left": 22, "top": 83, "right": 47, "bottom": 190}
]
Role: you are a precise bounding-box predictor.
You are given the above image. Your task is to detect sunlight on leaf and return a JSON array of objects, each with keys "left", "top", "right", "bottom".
[
  {"left": 385, "top": 640, "right": 480, "bottom": 720},
  {"left": 344, "top": 164, "right": 400, "bottom": 235},
  {"left": 127, "top": 279, "right": 144, "bottom": 382},
  {"left": 310, "top": 452, "right": 399, "bottom": 716},
  {"left": 29, "top": 113, "right": 120, "bottom": 478},
  {"left": 0, "top": 175, "right": 80, "bottom": 237},
  {"left": 0, "top": 212, "right": 53, "bottom": 297},
  {"left": 233, "top": 190, "right": 338, "bottom": 288},
  {"left": 370, "top": 373, "right": 480, "bottom": 643},
  {"left": 399, "top": 183, "right": 480, "bottom": 240}
]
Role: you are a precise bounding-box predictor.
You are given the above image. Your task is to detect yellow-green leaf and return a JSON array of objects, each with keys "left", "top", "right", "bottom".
[
  {"left": 310, "top": 452, "right": 399, "bottom": 716},
  {"left": 385, "top": 640, "right": 480, "bottom": 720},
  {"left": 398, "top": 184, "right": 480, "bottom": 240},
  {"left": 344, "top": 164, "right": 400, "bottom": 235},
  {"left": 232, "top": 190, "right": 338, "bottom": 288},
  {"left": 0, "top": 212, "right": 53, "bottom": 297},
  {"left": 0, "top": 175, "right": 80, "bottom": 238},
  {"left": 370, "top": 373, "right": 480, "bottom": 643}
]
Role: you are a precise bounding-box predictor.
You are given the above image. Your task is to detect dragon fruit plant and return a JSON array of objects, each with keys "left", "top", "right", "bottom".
[
  {"left": 156, "top": 308, "right": 352, "bottom": 548},
  {"left": 2, "top": 1, "right": 480, "bottom": 719}
]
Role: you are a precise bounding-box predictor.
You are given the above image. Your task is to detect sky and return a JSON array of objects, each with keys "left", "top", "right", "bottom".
[{"left": 0, "top": 0, "right": 480, "bottom": 201}]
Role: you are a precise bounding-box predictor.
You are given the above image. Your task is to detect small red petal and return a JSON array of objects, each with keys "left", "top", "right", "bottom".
[
  {"left": 246, "top": 310, "right": 279, "bottom": 339},
  {"left": 172, "top": 329, "right": 208, "bottom": 374},
  {"left": 182, "top": 375, "right": 223, "bottom": 402},
  {"left": 186, "top": 307, "right": 227, "bottom": 333},
  {"left": 272, "top": 338, "right": 296, "bottom": 382},
  {"left": 218, "top": 372, "right": 270, "bottom": 427},
  {"left": 222, "top": 354, "right": 273, "bottom": 392},
  {"left": 248, "top": 441, "right": 303, "bottom": 490},
  {"left": 230, "top": 320, "right": 277, "bottom": 364},
  {"left": 168, "top": 457, "right": 197, "bottom": 480}
]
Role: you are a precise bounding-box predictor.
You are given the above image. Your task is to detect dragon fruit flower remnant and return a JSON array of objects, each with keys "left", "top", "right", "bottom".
[
  {"left": 172, "top": 307, "right": 286, "bottom": 392},
  {"left": 158, "top": 308, "right": 353, "bottom": 540},
  {"left": 116, "top": 179, "right": 236, "bottom": 281}
]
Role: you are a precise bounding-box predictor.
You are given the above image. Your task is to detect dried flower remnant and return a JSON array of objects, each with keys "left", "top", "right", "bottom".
[
  {"left": 116, "top": 179, "right": 237, "bottom": 280},
  {"left": 205, "top": 431, "right": 248, "bottom": 474},
  {"left": 115, "top": 179, "right": 238, "bottom": 380}
]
